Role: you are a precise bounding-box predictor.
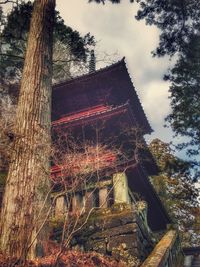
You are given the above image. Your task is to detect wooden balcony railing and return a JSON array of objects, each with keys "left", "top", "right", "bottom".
[{"left": 141, "top": 230, "right": 183, "bottom": 267}]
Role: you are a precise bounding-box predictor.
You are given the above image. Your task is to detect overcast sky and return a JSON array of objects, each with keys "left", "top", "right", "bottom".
[{"left": 56, "top": 1, "right": 184, "bottom": 150}]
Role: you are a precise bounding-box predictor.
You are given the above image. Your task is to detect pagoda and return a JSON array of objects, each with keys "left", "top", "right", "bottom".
[{"left": 50, "top": 58, "right": 172, "bottom": 265}]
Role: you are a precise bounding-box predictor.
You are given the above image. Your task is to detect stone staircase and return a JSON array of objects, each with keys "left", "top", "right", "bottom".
[{"left": 192, "top": 256, "right": 200, "bottom": 267}]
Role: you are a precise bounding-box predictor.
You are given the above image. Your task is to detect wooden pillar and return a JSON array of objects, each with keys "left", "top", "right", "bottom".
[
  {"left": 72, "top": 193, "right": 83, "bottom": 212},
  {"left": 55, "top": 196, "right": 65, "bottom": 217},
  {"left": 99, "top": 187, "right": 109, "bottom": 208},
  {"left": 85, "top": 191, "right": 94, "bottom": 211},
  {"left": 184, "top": 256, "right": 193, "bottom": 267},
  {"left": 113, "top": 172, "right": 130, "bottom": 204}
]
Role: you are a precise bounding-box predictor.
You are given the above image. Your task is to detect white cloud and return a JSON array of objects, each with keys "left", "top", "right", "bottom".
[{"left": 142, "top": 81, "right": 171, "bottom": 124}]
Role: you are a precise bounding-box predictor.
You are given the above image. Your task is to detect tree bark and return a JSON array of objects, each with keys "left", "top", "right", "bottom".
[{"left": 0, "top": 0, "right": 55, "bottom": 261}]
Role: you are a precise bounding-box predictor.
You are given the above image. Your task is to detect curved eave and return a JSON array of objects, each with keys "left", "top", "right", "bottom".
[{"left": 52, "top": 103, "right": 129, "bottom": 128}]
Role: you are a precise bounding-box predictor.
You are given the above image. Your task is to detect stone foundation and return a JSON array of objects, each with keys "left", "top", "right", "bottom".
[{"left": 51, "top": 203, "right": 154, "bottom": 266}]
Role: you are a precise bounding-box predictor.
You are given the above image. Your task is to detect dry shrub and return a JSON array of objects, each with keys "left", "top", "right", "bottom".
[{"left": 0, "top": 250, "right": 125, "bottom": 267}]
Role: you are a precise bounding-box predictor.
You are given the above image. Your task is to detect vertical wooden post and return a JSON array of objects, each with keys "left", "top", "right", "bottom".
[
  {"left": 113, "top": 172, "right": 130, "bottom": 204},
  {"left": 55, "top": 196, "right": 66, "bottom": 217},
  {"left": 99, "top": 187, "right": 109, "bottom": 208},
  {"left": 72, "top": 193, "right": 83, "bottom": 212},
  {"left": 85, "top": 191, "right": 94, "bottom": 211}
]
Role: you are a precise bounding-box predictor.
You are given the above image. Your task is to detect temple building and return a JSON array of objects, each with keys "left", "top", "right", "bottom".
[
  {"left": 51, "top": 58, "right": 170, "bottom": 229},
  {"left": 49, "top": 58, "right": 182, "bottom": 266}
]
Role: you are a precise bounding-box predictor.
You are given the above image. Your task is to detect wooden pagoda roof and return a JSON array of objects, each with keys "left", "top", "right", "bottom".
[{"left": 52, "top": 58, "right": 152, "bottom": 134}]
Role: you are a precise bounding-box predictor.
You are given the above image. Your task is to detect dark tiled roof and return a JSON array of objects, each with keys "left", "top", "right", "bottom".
[{"left": 52, "top": 58, "right": 152, "bottom": 134}]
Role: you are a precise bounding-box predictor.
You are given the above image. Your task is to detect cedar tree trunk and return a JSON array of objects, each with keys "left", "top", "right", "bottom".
[{"left": 0, "top": 0, "right": 55, "bottom": 261}]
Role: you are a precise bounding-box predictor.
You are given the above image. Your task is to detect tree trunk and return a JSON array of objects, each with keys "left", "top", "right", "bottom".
[{"left": 0, "top": 0, "right": 55, "bottom": 261}]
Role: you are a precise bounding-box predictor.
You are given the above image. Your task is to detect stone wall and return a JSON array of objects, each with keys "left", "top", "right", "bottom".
[{"left": 50, "top": 203, "right": 154, "bottom": 266}]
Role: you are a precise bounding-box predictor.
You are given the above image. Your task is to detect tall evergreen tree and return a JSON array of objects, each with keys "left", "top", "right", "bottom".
[
  {"left": 0, "top": 0, "right": 55, "bottom": 260},
  {"left": 136, "top": 0, "right": 200, "bottom": 57},
  {"left": 135, "top": 0, "right": 200, "bottom": 158},
  {"left": 165, "top": 35, "right": 200, "bottom": 157},
  {"left": 149, "top": 139, "right": 199, "bottom": 246}
]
